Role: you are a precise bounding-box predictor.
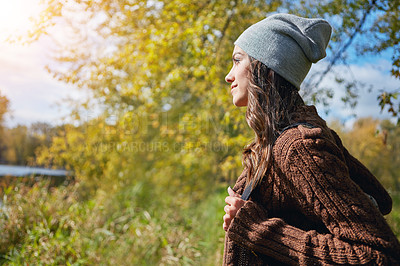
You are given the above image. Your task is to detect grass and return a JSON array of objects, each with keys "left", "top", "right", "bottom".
[
  {"left": 1, "top": 181, "right": 399, "bottom": 265},
  {"left": 0, "top": 181, "right": 227, "bottom": 265}
]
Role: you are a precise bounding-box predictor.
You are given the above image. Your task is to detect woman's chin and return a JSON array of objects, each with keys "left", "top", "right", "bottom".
[{"left": 233, "top": 98, "right": 248, "bottom": 107}]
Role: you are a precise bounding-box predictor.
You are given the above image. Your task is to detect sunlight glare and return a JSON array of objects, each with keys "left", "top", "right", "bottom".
[{"left": 0, "top": 0, "right": 41, "bottom": 40}]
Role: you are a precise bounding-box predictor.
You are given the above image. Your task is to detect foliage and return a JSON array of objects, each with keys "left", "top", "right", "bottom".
[
  {"left": 379, "top": 119, "right": 400, "bottom": 190},
  {"left": 333, "top": 118, "right": 400, "bottom": 192},
  {"left": 378, "top": 91, "right": 399, "bottom": 124},
  {"left": 294, "top": 0, "right": 400, "bottom": 119},
  {"left": 0, "top": 123, "right": 57, "bottom": 165},
  {"left": 25, "top": 0, "right": 289, "bottom": 200},
  {"left": 30, "top": 0, "right": 400, "bottom": 113},
  {"left": 388, "top": 192, "right": 400, "bottom": 238},
  {"left": 0, "top": 92, "right": 10, "bottom": 163},
  {"left": 2, "top": 0, "right": 400, "bottom": 264},
  {"left": 21, "top": 0, "right": 400, "bottom": 193},
  {"left": 23, "top": 0, "right": 400, "bottom": 195},
  {"left": 1, "top": 116, "right": 400, "bottom": 264},
  {"left": 0, "top": 92, "right": 8, "bottom": 125},
  {"left": 0, "top": 180, "right": 227, "bottom": 265}
]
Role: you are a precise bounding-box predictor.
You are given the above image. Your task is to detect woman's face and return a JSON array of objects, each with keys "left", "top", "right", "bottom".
[{"left": 225, "top": 45, "right": 250, "bottom": 107}]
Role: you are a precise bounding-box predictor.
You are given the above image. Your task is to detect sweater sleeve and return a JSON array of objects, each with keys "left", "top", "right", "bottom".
[{"left": 227, "top": 129, "right": 400, "bottom": 265}]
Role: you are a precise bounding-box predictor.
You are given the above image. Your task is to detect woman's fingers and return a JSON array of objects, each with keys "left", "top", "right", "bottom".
[
  {"left": 223, "top": 221, "right": 228, "bottom": 231},
  {"left": 224, "top": 204, "right": 236, "bottom": 217},
  {"left": 228, "top": 186, "right": 240, "bottom": 197},
  {"left": 225, "top": 196, "right": 245, "bottom": 208},
  {"left": 224, "top": 204, "right": 229, "bottom": 213},
  {"left": 223, "top": 200, "right": 246, "bottom": 231},
  {"left": 223, "top": 213, "right": 232, "bottom": 231},
  {"left": 223, "top": 213, "right": 231, "bottom": 222},
  {"left": 223, "top": 187, "right": 245, "bottom": 231},
  {"left": 225, "top": 195, "right": 239, "bottom": 205}
]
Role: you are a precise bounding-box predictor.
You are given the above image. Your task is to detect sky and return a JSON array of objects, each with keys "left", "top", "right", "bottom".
[
  {"left": 0, "top": 0, "right": 83, "bottom": 127},
  {"left": 0, "top": 40, "right": 83, "bottom": 127},
  {"left": 312, "top": 56, "right": 399, "bottom": 127},
  {"left": 0, "top": 0, "right": 398, "bottom": 129}
]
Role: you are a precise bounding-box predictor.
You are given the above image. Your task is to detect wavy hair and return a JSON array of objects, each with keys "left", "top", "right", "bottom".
[{"left": 243, "top": 57, "right": 304, "bottom": 188}]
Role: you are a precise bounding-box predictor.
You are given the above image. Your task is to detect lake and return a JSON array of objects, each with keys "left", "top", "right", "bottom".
[
  {"left": 0, "top": 165, "right": 71, "bottom": 207},
  {"left": 0, "top": 165, "right": 69, "bottom": 177}
]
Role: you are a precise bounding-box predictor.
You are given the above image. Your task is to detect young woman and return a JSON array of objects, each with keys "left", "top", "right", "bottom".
[{"left": 222, "top": 13, "right": 400, "bottom": 265}]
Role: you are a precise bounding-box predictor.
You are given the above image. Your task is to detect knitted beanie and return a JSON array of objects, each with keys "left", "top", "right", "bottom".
[{"left": 234, "top": 13, "right": 332, "bottom": 89}]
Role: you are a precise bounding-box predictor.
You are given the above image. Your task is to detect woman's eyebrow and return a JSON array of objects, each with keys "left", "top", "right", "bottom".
[{"left": 232, "top": 52, "right": 244, "bottom": 58}]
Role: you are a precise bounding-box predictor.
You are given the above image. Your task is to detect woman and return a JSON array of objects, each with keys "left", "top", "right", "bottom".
[{"left": 222, "top": 13, "right": 400, "bottom": 265}]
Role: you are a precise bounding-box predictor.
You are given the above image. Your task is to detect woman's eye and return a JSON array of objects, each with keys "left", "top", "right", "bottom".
[{"left": 233, "top": 58, "right": 240, "bottom": 64}]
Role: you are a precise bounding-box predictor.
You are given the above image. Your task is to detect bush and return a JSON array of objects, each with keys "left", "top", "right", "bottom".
[
  {"left": 2, "top": 180, "right": 398, "bottom": 265},
  {"left": 0, "top": 180, "right": 227, "bottom": 265}
]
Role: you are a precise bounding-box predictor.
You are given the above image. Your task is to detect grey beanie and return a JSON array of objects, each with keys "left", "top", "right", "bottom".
[{"left": 234, "top": 13, "right": 332, "bottom": 89}]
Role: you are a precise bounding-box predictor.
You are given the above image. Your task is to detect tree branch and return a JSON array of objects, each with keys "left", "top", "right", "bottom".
[{"left": 309, "top": 0, "right": 378, "bottom": 89}]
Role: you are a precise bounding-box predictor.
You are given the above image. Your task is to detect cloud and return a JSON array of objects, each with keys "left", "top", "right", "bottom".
[
  {"left": 310, "top": 59, "right": 399, "bottom": 127},
  {"left": 0, "top": 40, "right": 85, "bottom": 127}
]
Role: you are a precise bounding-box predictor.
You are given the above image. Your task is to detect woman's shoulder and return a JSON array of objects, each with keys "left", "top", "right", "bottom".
[
  {"left": 274, "top": 105, "right": 338, "bottom": 155},
  {"left": 275, "top": 122, "right": 323, "bottom": 147},
  {"left": 273, "top": 122, "right": 339, "bottom": 164}
]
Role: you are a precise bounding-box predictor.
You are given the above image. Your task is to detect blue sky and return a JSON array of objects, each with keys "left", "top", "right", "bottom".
[{"left": 315, "top": 59, "right": 398, "bottom": 127}]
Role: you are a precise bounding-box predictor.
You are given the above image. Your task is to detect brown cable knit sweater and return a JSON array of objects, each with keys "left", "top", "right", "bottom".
[{"left": 223, "top": 105, "right": 400, "bottom": 265}]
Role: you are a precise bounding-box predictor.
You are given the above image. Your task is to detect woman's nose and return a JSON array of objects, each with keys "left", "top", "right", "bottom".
[{"left": 225, "top": 68, "right": 234, "bottom": 83}]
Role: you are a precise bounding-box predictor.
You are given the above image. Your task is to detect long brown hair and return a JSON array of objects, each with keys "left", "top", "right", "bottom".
[{"left": 243, "top": 57, "right": 304, "bottom": 187}]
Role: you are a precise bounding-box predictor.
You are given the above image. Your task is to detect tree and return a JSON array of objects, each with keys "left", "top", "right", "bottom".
[
  {"left": 290, "top": 0, "right": 400, "bottom": 121},
  {"left": 1, "top": 122, "right": 58, "bottom": 165},
  {"left": 0, "top": 91, "right": 10, "bottom": 163},
  {"left": 25, "top": 0, "right": 287, "bottom": 196},
  {"left": 334, "top": 117, "right": 400, "bottom": 191},
  {"left": 340, "top": 118, "right": 385, "bottom": 178},
  {"left": 28, "top": 1, "right": 400, "bottom": 115},
  {"left": 3, "top": 125, "right": 31, "bottom": 165},
  {"left": 379, "top": 119, "right": 400, "bottom": 190},
  {"left": 23, "top": 1, "right": 400, "bottom": 196}
]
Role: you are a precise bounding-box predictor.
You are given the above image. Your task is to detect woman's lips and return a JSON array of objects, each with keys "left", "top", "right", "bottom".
[{"left": 230, "top": 85, "right": 237, "bottom": 94}]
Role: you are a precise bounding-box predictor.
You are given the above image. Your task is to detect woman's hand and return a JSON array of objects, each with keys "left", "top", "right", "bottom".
[{"left": 223, "top": 187, "right": 246, "bottom": 231}]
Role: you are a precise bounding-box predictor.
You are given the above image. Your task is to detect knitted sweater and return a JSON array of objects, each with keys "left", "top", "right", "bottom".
[{"left": 223, "top": 105, "right": 400, "bottom": 265}]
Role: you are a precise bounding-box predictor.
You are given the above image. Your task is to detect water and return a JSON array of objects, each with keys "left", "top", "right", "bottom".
[
  {"left": 0, "top": 165, "right": 69, "bottom": 177},
  {"left": 0, "top": 165, "right": 71, "bottom": 208}
]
